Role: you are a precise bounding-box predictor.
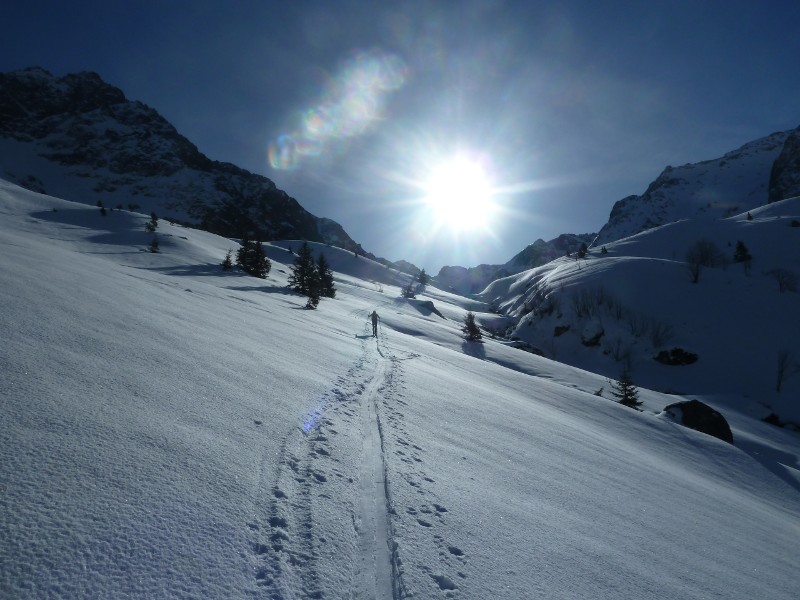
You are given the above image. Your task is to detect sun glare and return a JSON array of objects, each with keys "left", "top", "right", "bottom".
[{"left": 423, "top": 156, "right": 494, "bottom": 231}]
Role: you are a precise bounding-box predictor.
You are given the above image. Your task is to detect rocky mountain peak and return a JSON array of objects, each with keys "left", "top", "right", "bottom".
[
  {"left": 0, "top": 67, "right": 363, "bottom": 251},
  {"left": 768, "top": 126, "right": 800, "bottom": 203},
  {"left": 594, "top": 129, "right": 794, "bottom": 246}
]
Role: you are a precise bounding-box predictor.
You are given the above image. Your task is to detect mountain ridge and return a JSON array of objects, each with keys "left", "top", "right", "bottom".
[{"left": 0, "top": 66, "right": 366, "bottom": 253}]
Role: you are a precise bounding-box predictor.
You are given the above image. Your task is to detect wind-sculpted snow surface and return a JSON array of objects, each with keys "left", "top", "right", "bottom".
[{"left": 1, "top": 179, "right": 799, "bottom": 599}]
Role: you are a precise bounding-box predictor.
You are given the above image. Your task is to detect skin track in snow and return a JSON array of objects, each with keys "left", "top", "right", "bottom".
[{"left": 354, "top": 344, "right": 394, "bottom": 599}]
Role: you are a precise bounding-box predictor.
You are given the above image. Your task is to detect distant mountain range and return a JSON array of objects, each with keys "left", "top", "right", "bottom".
[
  {"left": 435, "top": 124, "right": 800, "bottom": 294},
  {"left": 2, "top": 67, "right": 799, "bottom": 285}
]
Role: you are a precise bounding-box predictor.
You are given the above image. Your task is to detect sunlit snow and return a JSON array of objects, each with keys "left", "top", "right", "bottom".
[{"left": 1, "top": 179, "right": 798, "bottom": 599}]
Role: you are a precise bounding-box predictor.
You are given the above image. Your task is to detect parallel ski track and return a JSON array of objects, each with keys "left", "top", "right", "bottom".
[{"left": 252, "top": 331, "right": 401, "bottom": 599}]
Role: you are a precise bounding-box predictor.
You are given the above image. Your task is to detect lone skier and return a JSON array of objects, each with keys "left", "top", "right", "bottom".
[{"left": 370, "top": 310, "right": 379, "bottom": 337}]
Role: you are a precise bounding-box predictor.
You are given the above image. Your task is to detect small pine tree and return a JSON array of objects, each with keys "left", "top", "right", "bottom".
[
  {"left": 317, "top": 253, "right": 336, "bottom": 298},
  {"left": 148, "top": 236, "right": 160, "bottom": 253},
  {"left": 733, "top": 240, "right": 752, "bottom": 274},
  {"left": 462, "top": 311, "right": 482, "bottom": 341},
  {"left": 221, "top": 249, "right": 233, "bottom": 271},
  {"left": 577, "top": 243, "right": 588, "bottom": 259},
  {"left": 145, "top": 212, "right": 158, "bottom": 233},
  {"left": 610, "top": 369, "right": 641, "bottom": 409},
  {"left": 289, "top": 242, "right": 316, "bottom": 295},
  {"left": 747, "top": 212, "right": 753, "bottom": 221},
  {"left": 601, "top": 246, "right": 608, "bottom": 255},
  {"left": 418, "top": 268, "right": 429, "bottom": 287}
]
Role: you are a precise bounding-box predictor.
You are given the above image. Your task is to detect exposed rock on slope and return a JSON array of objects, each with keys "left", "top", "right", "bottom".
[
  {"left": 0, "top": 67, "right": 361, "bottom": 249},
  {"left": 769, "top": 127, "right": 800, "bottom": 203}
]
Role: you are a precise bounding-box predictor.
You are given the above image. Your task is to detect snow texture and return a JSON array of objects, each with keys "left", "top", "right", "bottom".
[{"left": 1, "top": 179, "right": 799, "bottom": 599}]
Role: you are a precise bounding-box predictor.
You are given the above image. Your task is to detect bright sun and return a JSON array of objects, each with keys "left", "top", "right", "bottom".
[{"left": 423, "top": 156, "right": 494, "bottom": 231}]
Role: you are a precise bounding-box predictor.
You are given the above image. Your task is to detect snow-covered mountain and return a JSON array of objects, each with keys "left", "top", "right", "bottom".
[
  {"left": 594, "top": 127, "right": 800, "bottom": 245},
  {"left": 435, "top": 232, "right": 595, "bottom": 295},
  {"left": 0, "top": 67, "right": 363, "bottom": 252},
  {"left": 2, "top": 178, "right": 799, "bottom": 599},
  {"left": 438, "top": 126, "right": 800, "bottom": 295},
  {"left": 480, "top": 196, "right": 800, "bottom": 425}
]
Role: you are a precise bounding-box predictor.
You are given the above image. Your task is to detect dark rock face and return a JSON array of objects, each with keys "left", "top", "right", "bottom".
[
  {"left": 0, "top": 67, "right": 363, "bottom": 251},
  {"left": 655, "top": 348, "right": 699, "bottom": 365},
  {"left": 662, "top": 399, "right": 734, "bottom": 444},
  {"left": 768, "top": 127, "right": 800, "bottom": 203}
]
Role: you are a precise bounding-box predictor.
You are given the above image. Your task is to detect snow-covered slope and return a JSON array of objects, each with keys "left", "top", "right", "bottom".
[
  {"left": 435, "top": 232, "right": 595, "bottom": 295},
  {"left": 2, "top": 179, "right": 799, "bottom": 599},
  {"left": 595, "top": 128, "right": 797, "bottom": 245},
  {"left": 482, "top": 197, "right": 800, "bottom": 425}
]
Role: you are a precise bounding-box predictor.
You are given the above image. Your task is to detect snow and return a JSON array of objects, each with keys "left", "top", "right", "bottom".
[{"left": 1, "top": 179, "right": 799, "bottom": 599}]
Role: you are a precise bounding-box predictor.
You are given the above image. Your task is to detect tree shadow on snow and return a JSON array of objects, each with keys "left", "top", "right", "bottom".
[
  {"left": 225, "top": 284, "right": 297, "bottom": 296},
  {"left": 461, "top": 340, "right": 486, "bottom": 360}
]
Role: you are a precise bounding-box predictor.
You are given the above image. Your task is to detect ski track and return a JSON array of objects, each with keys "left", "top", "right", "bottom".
[
  {"left": 354, "top": 345, "right": 394, "bottom": 600},
  {"left": 376, "top": 342, "right": 468, "bottom": 598},
  {"left": 247, "top": 327, "right": 467, "bottom": 599},
  {"left": 248, "top": 329, "right": 402, "bottom": 599}
]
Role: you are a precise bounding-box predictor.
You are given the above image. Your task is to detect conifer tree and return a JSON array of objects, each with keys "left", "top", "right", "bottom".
[
  {"left": 249, "top": 241, "right": 271, "bottom": 278},
  {"left": 145, "top": 211, "right": 158, "bottom": 233},
  {"left": 462, "top": 311, "right": 482, "bottom": 341},
  {"left": 611, "top": 369, "right": 641, "bottom": 409},
  {"left": 317, "top": 253, "right": 336, "bottom": 298},
  {"left": 235, "top": 236, "right": 271, "bottom": 278},
  {"left": 221, "top": 249, "right": 233, "bottom": 271},
  {"left": 733, "top": 240, "right": 752, "bottom": 274},
  {"left": 236, "top": 234, "right": 251, "bottom": 269},
  {"left": 305, "top": 268, "right": 321, "bottom": 309},
  {"left": 418, "top": 268, "right": 429, "bottom": 287},
  {"left": 289, "top": 241, "right": 316, "bottom": 295},
  {"left": 148, "top": 236, "right": 159, "bottom": 253}
]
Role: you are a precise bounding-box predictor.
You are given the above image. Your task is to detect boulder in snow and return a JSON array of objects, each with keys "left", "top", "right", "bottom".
[{"left": 661, "top": 399, "right": 734, "bottom": 444}]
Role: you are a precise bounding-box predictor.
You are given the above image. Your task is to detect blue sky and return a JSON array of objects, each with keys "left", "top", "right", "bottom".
[{"left": 3, "top": 0, "right": 799, "bottom": 272}]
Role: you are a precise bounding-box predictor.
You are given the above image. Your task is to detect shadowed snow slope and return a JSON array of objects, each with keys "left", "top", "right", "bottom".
[
  {"left": 482, "top": 197, "right": 800, "bottom": 425},
  {"left": 1, "top": 179, "right": 798, "bottom": 599}
]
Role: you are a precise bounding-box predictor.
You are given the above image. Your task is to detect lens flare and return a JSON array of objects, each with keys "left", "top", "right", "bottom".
[{"left": 268, "top": 48, "right": 408, "bottom": 170}]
